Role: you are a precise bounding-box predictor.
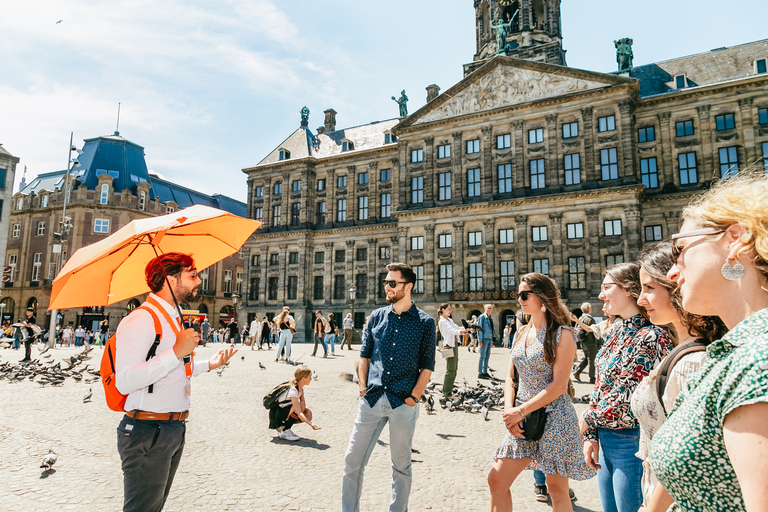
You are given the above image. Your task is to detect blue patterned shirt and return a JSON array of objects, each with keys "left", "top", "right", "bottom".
[{"left": 360, "top": 302, "right": 435, "bottom": 408}]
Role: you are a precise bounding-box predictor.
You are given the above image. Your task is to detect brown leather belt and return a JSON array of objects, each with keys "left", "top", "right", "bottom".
[{"left": 129, "top": 410, "right": 189, "bottom": 421}]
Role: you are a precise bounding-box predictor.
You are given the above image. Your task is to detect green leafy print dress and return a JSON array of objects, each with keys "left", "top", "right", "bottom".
[{"left": 650, "top": 307, "right": 768, "bottom": 512}]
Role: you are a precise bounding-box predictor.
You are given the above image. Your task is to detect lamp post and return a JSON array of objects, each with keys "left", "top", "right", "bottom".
[
  {"left": 48, "top": 133, "right": 81, "bottom": 346},
  {"left": 0, "top": 302, "right": 5, "bottom": 325},
  {"left": 348, "top": 284, "right": 356, "bottom": 344}
]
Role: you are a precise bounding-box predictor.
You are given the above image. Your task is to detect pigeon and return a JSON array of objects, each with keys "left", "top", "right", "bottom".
[
  {"left": 83, "top": 387, "right": 92, "bottom": 403},
  {"left": 482, "top": 403, "right": 490, "bottom": 420},
  {"left": 426, "top": 395, "right": 435, "bottom": 413},
  {"left": 258, "top": 362, "right": 266, "bottom": 370},
  {"left": 241, "top": 355, "right": 245, "bottom": 361},
  {"left": 426, "top": 381, "right": 437, "bottom": 390},
  {"left": 41, "top": 449, "right": 57, "bottom": 471},
  {"left": 56, "top": 20, "right": 63, "bottom": 24},
  {"left": 216, "top": 367, "right": 223, "bottom": 376},
  {"left": 312, "top": 370, "right": 318, "bottom": 381}
]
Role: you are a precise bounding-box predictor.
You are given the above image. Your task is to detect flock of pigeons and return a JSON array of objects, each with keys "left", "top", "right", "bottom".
[{"left": 0, "top": 349, "right": 100, "bottom": 388}]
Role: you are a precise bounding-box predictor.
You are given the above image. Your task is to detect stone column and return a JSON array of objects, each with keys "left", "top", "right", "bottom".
[
  {"left": 656, "top": 111, "right": 676, "bottom": 188},
  {"left": 624, "top": 204, "right": 643, "bottom": 259},
  {"left": 695, "top": 106, "right": 713, "bottom": 181},
  {"left": 514, "top": 214, "right": 529, "bottom": 276},
  {"left": 390, "top": 235, "right": 401, "bottom": 265},
  {"left": 663, "top": 210, "right": 681, "bottom": 237},
  {"left": 424, "top": 136, "right": 435, "bottom": 207},
  {"left": 368, "top": 161, "right": 378, "bottom": 222},
  {"left": 324, "top": 242, "right": 334, "bottom": 306},
  {"left": 396, "top": 142, "right": 408, "bottom": 210},
  {"left": 512, "top": 120, "right": 525, "bottom": 193},
  {"left": 367, "top": 238, "right": 378, "bottom": 305},
  {"left": 545, "top": 113, "right": 559, "bottom": 189},
  {"left": 481, "top": 126, "right": 494, "bottom": 199},
  {"left": 424, "top": 224, "right": 436, "bottom": 301},
  {"left": 397, "top": 227, "right": 408, "bottom": 264},
  {"left": 580, "top": 107, "right": 595, "bottom": 183},
  {"left": 346, "top": 240, "right": 355, "bottom": 293},
  {"left": 347, "top": 165, "right": 357, "bottom": 224},
  {"left": 452, "top": 131, "right": 464, "bottom": 203},
  {"left": 263, "top": 176, "right": 272, "bottom": 229},
  {"left": 452, "top": 222, "right": 465, "bottom": 292},
  {"left": 585, "top": 208, "right": 602, "bottom": 296},
  {"left": 483, "top": 218, "right": 496, "bottom": 291},
  {"left": 739, "top": 97, "right": 756, "bottom": 165},
  {"left": 277, "top": 244, "right": 288, "bottom": 304},
  {"left": 618, "top": 99, "right": 636, "bottom": 186},
  {"left": 549, "top": 212, "right": 564, "bottom": 281}
]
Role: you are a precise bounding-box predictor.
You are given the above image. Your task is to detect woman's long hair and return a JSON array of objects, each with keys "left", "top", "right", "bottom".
[
  {"left": 291, "top": 365, "right": 312, "bottom": 387},
  {"left": 436, "top": 303, "right": 450, "bottom": 331},
  {"left": 637, "top": 242, "right": 728, "bottom": 345},
  {"left": 519, "top": 273, "right": 570, "bottom": 365},
  {"left": 276, "top": 307, "right": 289, "bottom": 326}
]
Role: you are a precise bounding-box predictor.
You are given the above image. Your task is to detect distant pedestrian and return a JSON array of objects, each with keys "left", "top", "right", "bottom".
[
  {"left": 571, "top": 303, "right": 599, "bottom": 384},
  {"left": 201, "top": 318, "right": 210, "bottom": 346},
  {"left": 260, "top": 316, "right": 272, "bottom": 350},
  {"left": 273, "top": 307, "right": 296, "bottom": 361},
  {"left": 20, "top": 308, "right": 37, "bottom": 362},
  {"left": 311, "top": 310, "right": 327, "bottom": 357},
  {"left": 75, "top": 325, "right": 85, "bottom": 347},
  {"left": 503, "top": 323, "right": 512, "bottom": 348},
  {"left": 325, "top": 313, "right": 337, "bottom": 355},
  {"left": 341, "top": 313, "right": 354, "bottom": 350},
  {"left": 249, "top": 316, "right": 261, "bottom": 350},
  {"left": 477, "top": 304, "right": 495, "bottom": 379},
  {"left": 437, "top": 303, "right": 471, "bottom": 398},
  {"left": 342, "top": 263, "right": 435, "bottom": 512}
]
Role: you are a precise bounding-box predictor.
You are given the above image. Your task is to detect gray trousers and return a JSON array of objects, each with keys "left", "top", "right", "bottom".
[{"left": 117, "top": 415, "right": 186, "bottom": 512}]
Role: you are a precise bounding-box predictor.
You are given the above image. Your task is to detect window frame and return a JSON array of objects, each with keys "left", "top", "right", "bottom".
[
  {"left": 527, "top": 128, "right": 544, "bottom": 144},
  {"left": 679, "top": 152, "right": 698, "bottom": 185},
  {"left": 600, "top": 148, "right": 618, "bottom": 180},
  {"left": 564, "top": 153, "right": 581, "bottom": 185},
  {"left": 380, "top": 193, "right": 391, "bottom": 218},
  {"left": 604, "top": 219, "right": 622, "bottom": 237},
  {"left": 411, "top": 176, "right": 424, "bottom": 204},
  {"left": 638, "top": 126, "right": 655, "bottom": 143},
  {"left": 498, "top": 163, "right": 512, "bottom": 194},
  {"left": 530, "top": 158, "right": 545, "bottom": 189},
  {"left": 562, "top": 121, "right": 578, "bottom": 139},
  {"left": 468, "top": 262, "right": 483, "bottom": 291},
  {"left": 358, "top": 196, "right": 369, "bottom": 220},
  {"left": 645, "top": 225, "right": 663, "bottom": 242},
  {"left": 532, "top": 226, "right": 548, "bottom": 242},
  {"left": 675, "top": 120, "right": 695, "bottom": 137},
  {"left": 437, "top": 144, "right": 451, "bottom": 159},
  {"left": 598, "top": 115, "right": 616, "bottom": 132},
  {"left": 533, "top": 258, "right": 549, "bottom": 275},
  {"left": 568, "top": 256, "right": 587, "bottom": 290},
  {"left": 566, "top": 222, "right": 584, "bottom": 239},
  {"left": 438, "top": 172, "right": 452, "bottom": 201},
  {"left": 467, "top": 168, "right": 481, "bottom": 197},
  {"left": 719, "top": 146, "right": 739, "bottom": 179},
  {"left": 438, "top": 233, "right": 452, "bottom": 248},
  {"left": 499, "top": 228, "right": 514, "bottom": 244},
  {"left": 466, "top": 139, "right": 480, "bottom": 154},
  {"left": 640, "top": 157, "right": 659, "bottom": 189},
  {"left": 496, "top": 133, "right": 511, "bottom": 149},
  {"left": 410, "top": 236, "right": 424, "bottom": 251},
  {"left": 336, "top": 198, "right": 347, "bottom": 222},
  {"left": 468, "top": 231, "right": 482, "bottom": 247},
  {"left": 93, "top": 218, "right": 110, "bottom": 234},
  {"left": 410, "top": 149, "right": 424, "bottom": 163}
]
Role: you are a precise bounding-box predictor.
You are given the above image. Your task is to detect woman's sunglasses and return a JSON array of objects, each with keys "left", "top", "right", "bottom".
[
  {"left": 671, "top": 227, "right": 726, "bottom": 260},
  {"left": 518, "top": 291, "right": 535, "bottom": 301}
]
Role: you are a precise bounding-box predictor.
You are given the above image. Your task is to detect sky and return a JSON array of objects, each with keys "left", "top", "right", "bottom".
[{"left": 2, "top": 0, "right": 768, "bottom": 203}]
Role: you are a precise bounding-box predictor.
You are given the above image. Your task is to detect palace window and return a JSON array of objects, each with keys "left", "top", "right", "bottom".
[
  {"left": 679, "top": 152, "right": 698, "bottom": 184},
  {"left": 715, "top": 113, "right": 735, "bottom": 131},
  {"left": 439, "top": 264, "right": 453, "bottom": 293},
  {"left": 314, "top": 252, "right": 324, "bottom": 264},
  {"left": 273, "top": 182, "right": 282, "bottom": 195},
  {"left": 410, "top": 236, "right": 424, "bottom": 251},
  {"left": 497, "top": 133, "right": 511, "bottom": 149},
  {"left": 437, "top": 144, "right": 451, "bottom": 159},
  {"left": 468, "top": 231, "right": 482, "bottom": 247},
  {"left": 94, "top": 218, "right": 110, "bottom": 234},
  {"left": 528, "top": 128, "right": 544, "bottom": 144},
  {"left": 719, "top": 146, "right": 739, "bottom": 179},
  {"left": 291, "top": 203, "right": 300, "bottom": 226},
  {"left": 499, "top": 229, "right": 514, "bottom": 244},
  {"left": 316, "top": 202, "right": 326, "bottom": 224},
  {"left": 532, "top": 226, "right": 547, "bottom": 242},
  {"left": 598, "top": 115, "right": 616, "bottom": 132},
  {"left": 562, "top": 121, "right": 578, "bottom": 139},
  {"left": 380, "top": 168, "right": 391, "bottom": 181},
  {"left": 466, "top": 139, "right": 480, "bottom": 154},
  {"left": 530, "top": 159, "right": 545, "bottom": 189},
  {"left": 645, "top": 225, "right": 663, "bottom": 242},
  {"left": 600, "top": 148, "right": 618, "bottom": 180},
  {"left": 411, "top": 177, "right": 424, "bottom": 204},
  {"left": 468, "top": 263, "right": 483, "bottom": 291},
  {"left": 564, "top": 154, "right": 581, "bottom": 185},
  {"left": 604, "top": 219, "right": 622, "bottom": 236},
  {"left": 638, "top": 126, "right": 655, "bottom": 143},
  {"left": 336, "top": 199, "right": 347, "bottom": 222},
  {"left": 675, "top": 120, "right": 694, "bottom": 137},
  {"left": 438, "top": 233, "right": 452, "bottom": 248},
  {"left": 467, "top": 168, "right": 481, "bottom": 197},
  {"left": 411, "top": 149, "right": 423, "bottom": 163},
  {"left": 317, "top": 179, "right": 326, "bottom": 191},
  {"left": 606, "top": 254, "right": 625, "bottom": 266},
  {"left": 641, "top": 157, "right": 659, "bottom": 189},
  {"left": 568, "top": 257, "right": 587, "bottom": 289},
  {"left": 337, "top": 175, "right": 347, "bottom": 188},
  {"left": 358, "top": 196, "right": 368, "bottom": 220},
  {"left": 413, "top": 266, "right": 424, "bottom": 294},
  {"left": 498, "top": 164, "right": 512, "bottom": 194},
  {"left": 279, "top": 149, "right": 291, "bottom": 160},
  {"left": 567, "top": 223, "right": 584, "bottom": 239},
  {"left": 533, "top": 259, "right": 549, "bottom": 275},
  {"left": 500, "top": 261, "right": 515, "bottom": 291},
  {"left": 438, "top": 172, "right": 452, "bottom": 200},
  {"left": 292, "top": 180, "right": 301, "bottom": 192},
  {"left": 358, "top": 172, "right": 368, "bottom": 185},
  {"left": 380, "top": 193, "right": 391, "bottom": 218}
]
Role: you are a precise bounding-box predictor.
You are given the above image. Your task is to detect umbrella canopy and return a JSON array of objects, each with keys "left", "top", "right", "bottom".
[{"left": 49, "top": 205, "right": 261, "bottom": 310}]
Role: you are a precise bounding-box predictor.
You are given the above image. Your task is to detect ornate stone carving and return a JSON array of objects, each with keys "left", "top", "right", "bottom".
[
  {"left": 738, "top": 97, "right": 754, "bottom": 110},
  {"left": 424, "top": 224, "right": 435, "bottom": 234},
  {"left": 452, "top": 221, "right": 465, "bottom": 230},
  {"left": 346, "top": 240, "right": 355, "bottom": 248},
  {"left": 324, "top": 242, "right": 334, "bottom": 249},
  {"left": 414, "top": 66, "right": 607, "bottom": 125},
  {"left": 368, "top": 162, "right": 378, "bottom": 170},
  {"left": 657, "top": 111, "right": 671, "bottom": 122},
  {"left": 696, "top": 105, "right": 710, "bottom": 121},
  {"left": 481, "top": 126, "right": 493, "bottom": 136},
  {"left": 623, "top": 204, "right": 641, "bottom": 217},
  {"left": 546, "top": 113, "right": 558, "bottom": 124},
  {"left": 514, "top": 215, "right": 528, "bottom": 224},
  {"left": 452, "top": 131, "right": 463, "bottom": 140},
  {"left": 585, "top": 208, "right": 600, "bottom": 221},
  {"left": 368, "top": 238, "right": 378, "bottom": 244},
  {"left": 512, "top": 120, "right": 524, "bottom": 130},
  {"left": 483, "top": 218, "right": 495, "bottom": 229},
  {"left": 581, "top": 106, "right": 593, "bottom": 119},
  {"left": 424, "top": 136, "right": 434, "bottom": 146},
  {"left": 548, "top": 212, "right": 563, "bottom": 221}
]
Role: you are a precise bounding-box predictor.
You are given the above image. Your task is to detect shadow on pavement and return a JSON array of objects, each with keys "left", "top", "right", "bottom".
[
  {"left": 435, "top": 433, "right": 467, "bottom": 440},
  {"left": 573, "top": 505, "right": 599, "bottom": 512},
  {"left": 39, "top": 469, "right": 56, "bottom": 479},
  {"left": 270, "top": 437, "right": 330, "bottom": 450}
]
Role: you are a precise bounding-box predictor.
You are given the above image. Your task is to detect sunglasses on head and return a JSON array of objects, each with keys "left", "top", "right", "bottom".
[
  {"left": 518, "top": 290, "right": 535, "bottom": 301},
  {"left": 670, "top": 227, "right": 726, "bottom": 260}
]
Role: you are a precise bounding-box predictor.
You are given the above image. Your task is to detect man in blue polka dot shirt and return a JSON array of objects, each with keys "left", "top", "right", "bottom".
[{"left": 341, "top": 262, "right": 436, "bottom": 512}]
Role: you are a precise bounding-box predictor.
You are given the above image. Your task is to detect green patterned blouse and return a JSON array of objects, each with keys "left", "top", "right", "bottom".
[{"left": 650, "top": 307, "right": 768, "bottom": 512}]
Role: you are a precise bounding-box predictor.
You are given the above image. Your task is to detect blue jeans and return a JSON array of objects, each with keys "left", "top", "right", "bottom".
[
  {"left": 477, "top": 338, "right": 492, "bottom": 374},
  {"left": 597, "top": 428, "right": 643, "bottom": 512},
  {"left": 533, "top": 470, "right": 546, "bottom": 486},
  {"left": 342, "top": 394, "right": 419, "bottom": 512},
  {"left": 275, "top": 330, "right": 293, "bottom": 359},
  {"left": 325, "top": 333, "right": 336, "bottom": 354}
]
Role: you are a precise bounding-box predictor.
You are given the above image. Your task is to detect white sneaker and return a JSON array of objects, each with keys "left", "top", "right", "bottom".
[{"left": 279, "top": 429, "right": 300, "bottom": 441}]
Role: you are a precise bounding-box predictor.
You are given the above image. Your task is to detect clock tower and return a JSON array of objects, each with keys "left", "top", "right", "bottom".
[{"left": 470, "top": 0, "right": 565, "bottom": 72}]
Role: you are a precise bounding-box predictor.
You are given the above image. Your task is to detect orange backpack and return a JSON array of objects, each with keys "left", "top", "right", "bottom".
[{"left": 101, "top": 305, "right": 163, "bottom": 412}]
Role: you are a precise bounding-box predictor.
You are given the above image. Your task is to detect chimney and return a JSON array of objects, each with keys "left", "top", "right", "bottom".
[
  {"left": 426, "top": 84, "right": 440, "bottom": 102},
  {"left": 324, "top": 109, "right": 337, "bottom": 132},
  {"left": 317, "top": 126, "right": 325, "bottom": 135}
]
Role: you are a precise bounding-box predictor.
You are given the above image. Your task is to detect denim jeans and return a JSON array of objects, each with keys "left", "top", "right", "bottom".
[
  {"left": 477, "top": 338, "right": 492, "bottom": 374},
  {"left": 275, "top": 330, "right": 293, "bottom": 359},
  {"left": 342, "top": 394, "right": 419, "bottom": 512},
  {"left": 597, "top": 428, "right": 643, "bottom": 512},
  {"left": 533, "top": 469, "right": 546, "bottom": 486},
  {"left": 325, "top": 333, "right": 336, "bottom": 354}
]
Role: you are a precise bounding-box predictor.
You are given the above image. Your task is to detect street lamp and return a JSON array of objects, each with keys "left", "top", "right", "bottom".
[{"left": 348, "top": 284, "right": 356, "bottom": 334}]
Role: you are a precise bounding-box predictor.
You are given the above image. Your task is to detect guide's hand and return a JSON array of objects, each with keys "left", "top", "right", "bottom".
[{"left": 173, "top": 327, "right": 200, "bottom": 359}]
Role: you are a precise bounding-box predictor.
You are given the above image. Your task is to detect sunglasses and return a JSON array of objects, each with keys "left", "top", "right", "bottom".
[
  {"left": 671, "top": 227, "right": 726, "bottom": 260},
  {"left": 518, "top": 290, "right": 535, "bottom": 301},
  {"left": 382, "top": 280, "right": 407, "bottom": 288},
  {"left": 182, "top": 269, "right": 199, "bottom": 279}
]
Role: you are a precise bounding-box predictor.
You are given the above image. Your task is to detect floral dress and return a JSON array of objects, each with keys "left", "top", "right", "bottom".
[
  {"left": 650, "top": 308, "right": 768, "bottom": 511},
  {"left": 495, "top": 326, "right": 595, "bottom": 480}
]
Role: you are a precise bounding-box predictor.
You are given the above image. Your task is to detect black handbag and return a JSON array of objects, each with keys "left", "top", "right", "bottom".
[{"left": 512, "top": 362, "right": 548, "bottom": 441}]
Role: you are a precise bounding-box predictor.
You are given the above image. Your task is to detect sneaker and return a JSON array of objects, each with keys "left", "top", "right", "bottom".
[
  {"left": 534, "top": 484, "right": 549, "bottom": 502},
  {"left": 569, "top": 488, "right": 576, "bottom": 501},
  {"left": 279, "top": 429, "right": 300, "bottom": 441}
]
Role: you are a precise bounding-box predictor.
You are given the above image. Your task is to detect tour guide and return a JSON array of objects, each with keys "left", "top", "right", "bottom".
[
  {"left": 342, "top": 262, "right": 435, "bottom": 512},
  {"left": 114, "top": 253, "right": 236, "bottom": 512}
]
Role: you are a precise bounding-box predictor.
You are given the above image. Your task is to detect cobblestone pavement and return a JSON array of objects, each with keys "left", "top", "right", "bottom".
[{"left": 0, "top": 342, "right": 601, "bottom": 511}]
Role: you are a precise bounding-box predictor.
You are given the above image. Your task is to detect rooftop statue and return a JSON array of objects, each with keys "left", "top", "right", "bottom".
[
  {"left": 615, "top": 38, "right": 634, "bottom": 73},
  {"left": 391, "top": 90, "right": 409, "bottom": 117},
  {"left": 300, "top": 106, "right": 310, "bottom": 127},
  {"left": 491, "top": 10, "right": 518, "bottom": 55}
]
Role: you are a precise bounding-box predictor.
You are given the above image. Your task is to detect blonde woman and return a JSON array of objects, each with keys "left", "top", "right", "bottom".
[
  {"left": 651, "top": 173, "right": 768, "bottom": 512},
  {"left": 271, "top": 365, "right": 321, "bottom": 441},
  {"left": 273, "top": 307, "right": 296, "bottom": 362}
]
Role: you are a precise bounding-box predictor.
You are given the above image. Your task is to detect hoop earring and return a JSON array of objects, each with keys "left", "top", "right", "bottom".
[
  {"left": 721, "top": 258, "right": 746, "bottom": 281},
  {"left": 540, "top": 305, "right": 547, "bottom": 312}
]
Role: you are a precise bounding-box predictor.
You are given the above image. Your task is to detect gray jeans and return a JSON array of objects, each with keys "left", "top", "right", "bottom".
[{"left": 117, "top": 415, "right": 186, "bottom": 512}]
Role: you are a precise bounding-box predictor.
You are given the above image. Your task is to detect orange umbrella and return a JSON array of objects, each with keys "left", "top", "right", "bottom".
[{"left": 49, "top": 205, "right": 261, "bottom": 310}]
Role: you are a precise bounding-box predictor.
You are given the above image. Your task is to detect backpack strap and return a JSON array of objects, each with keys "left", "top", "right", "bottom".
[
  {"left": 656, "top": 341, "right": 708, "bottom": 416},
  {"left": 135, "top": 305, "right": 164, "bottom": 394}
]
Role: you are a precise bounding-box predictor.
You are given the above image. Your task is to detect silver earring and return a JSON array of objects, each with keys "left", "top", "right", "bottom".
[
  {"left": 721, "top": 258, "right": 746, "bottom": 281},
  {"left": 540, "top": 305, "right": 547, "bottom": 312}
]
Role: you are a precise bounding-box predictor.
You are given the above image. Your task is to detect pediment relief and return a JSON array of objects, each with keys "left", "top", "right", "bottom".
[{"left": 412, "top": 64, "right": 612, "bottom": 126}]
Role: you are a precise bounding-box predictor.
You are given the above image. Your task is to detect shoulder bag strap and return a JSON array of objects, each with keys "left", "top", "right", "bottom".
[{"left": 656, "top": 341, "right": 708, "bottom": 416}]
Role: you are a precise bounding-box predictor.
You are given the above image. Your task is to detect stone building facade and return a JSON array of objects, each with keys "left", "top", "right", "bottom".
[
  {"left": 3, "top": 133, "right": 246, "bottom": 331},
  {"left": 0, "top": 144, "right": 20, "bottom": 315},
  {"left": 242, "top": 1, "right": 768, "bottom": 340}
]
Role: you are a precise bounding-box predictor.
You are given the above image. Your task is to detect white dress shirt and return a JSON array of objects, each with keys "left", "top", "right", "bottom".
[
  {"left": 250, "top": 319, "right": 261, "bottom": 337},
  {"left": 115, "top": 293, "right": 209, "bottom": 413},
  {"left": 438, "top": 316, "right": 464, "bottom": 348}
]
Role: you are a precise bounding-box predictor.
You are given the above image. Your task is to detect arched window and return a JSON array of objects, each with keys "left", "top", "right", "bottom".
[
  {"left": 279, "top": 149, "right": 291, "bottom": 160},
  {"left": 139, "top": 191, "right": 146, "bottom": 211},
  {"left": 41, "top": 195, "right": 48, "bottom": 208},
  {"left": 26, "top": 297, "right": 38, "bottom": 312},
  {"left": 126, "top": 298, "right": 141, "bottom": 312},
  {"left": 0, "top": 297, "right": 16, "bottom": 323},
  {"left": 342, "top": 140, "right": 354, "bottom": 152},
  {"left": 100, "top": 184, "right": 109, "bottom": 204},
  {"left": 197, "top": 303, "right": 208, "bottom": 314}
]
